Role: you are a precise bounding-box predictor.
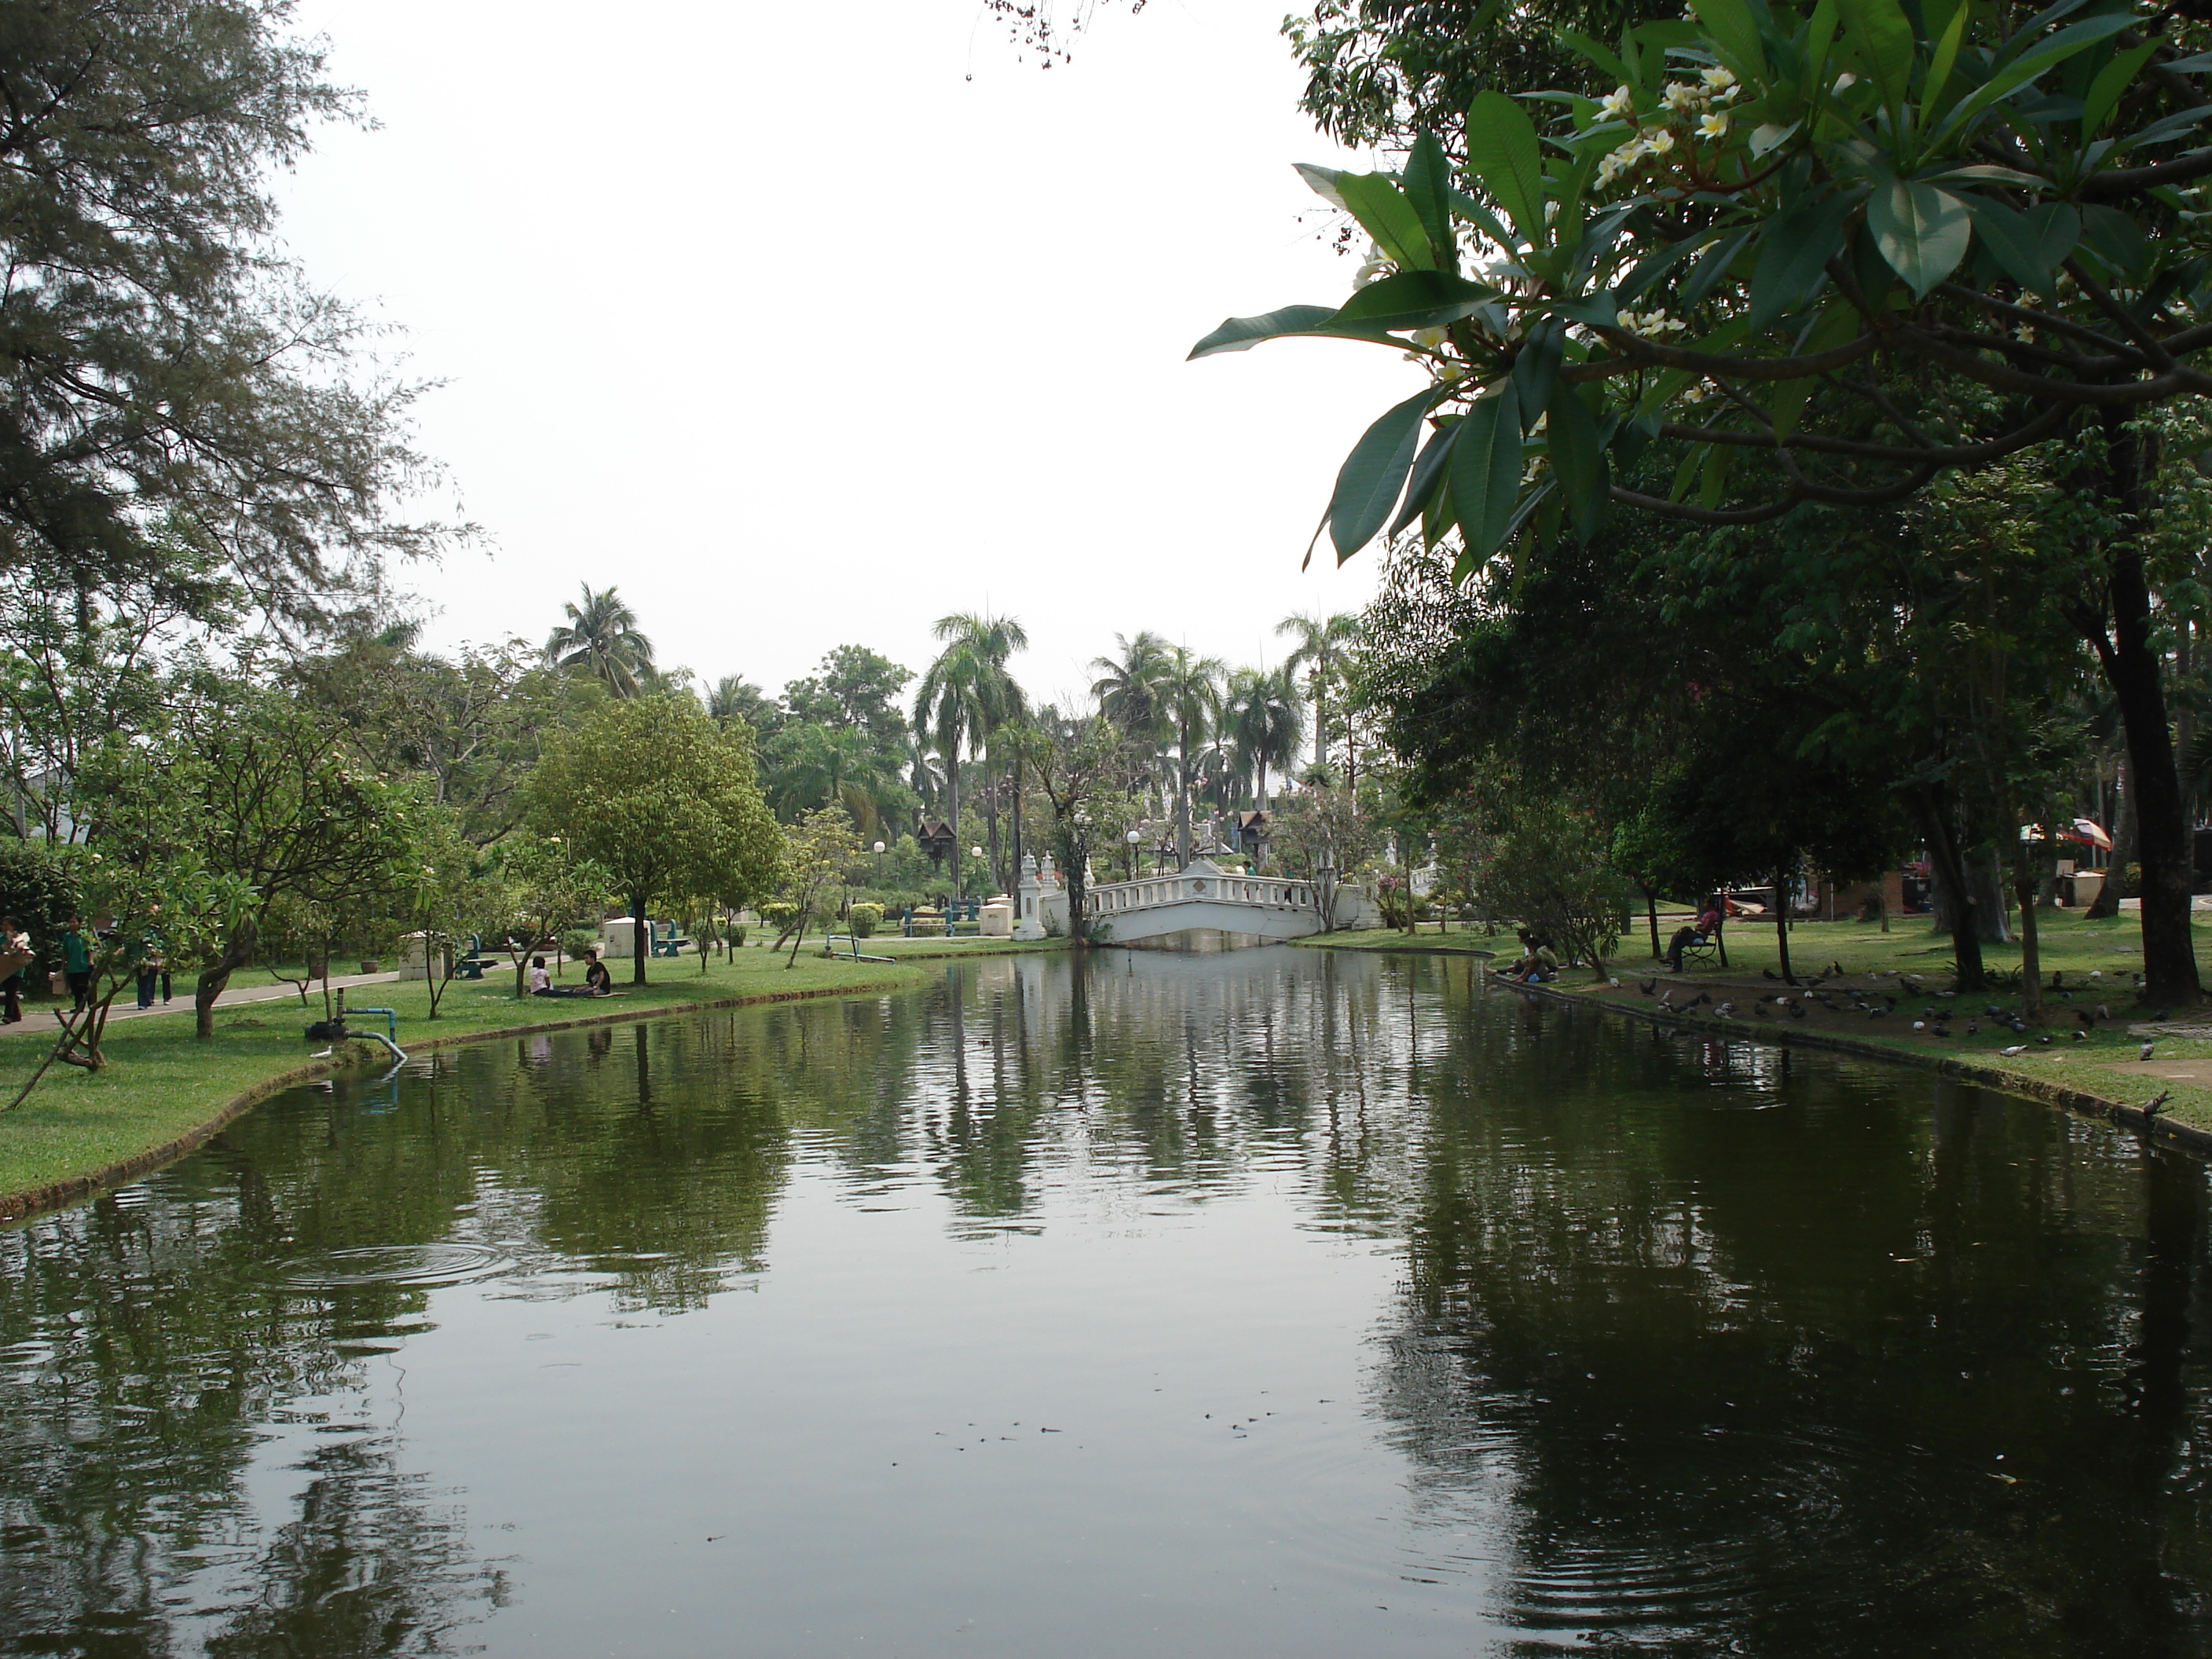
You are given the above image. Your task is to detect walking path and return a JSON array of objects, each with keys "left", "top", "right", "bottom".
[{"left": 0, "top": 972, "right": 403, "bottom": 1039}]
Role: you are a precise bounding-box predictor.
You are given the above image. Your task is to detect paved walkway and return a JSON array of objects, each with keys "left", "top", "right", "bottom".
[{"left": 0, "top": 971, "right": 403, "bottom": 1039}]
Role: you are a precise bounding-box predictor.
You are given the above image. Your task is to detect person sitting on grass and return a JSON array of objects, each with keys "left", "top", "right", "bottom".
[
  {"left": 583, "top": 948, "right": 613, "bottom": 996},
  {"left": 1502, "top": 933, "right": 1560, "bottom": 984},
  {"left": 1496, "top": 929, "right": 1538, "bottom": 977}
]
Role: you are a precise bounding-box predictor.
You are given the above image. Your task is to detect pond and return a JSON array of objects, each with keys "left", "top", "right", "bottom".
[{"left": 1, "top": 946, "right": 2207, "bottom": 1657}]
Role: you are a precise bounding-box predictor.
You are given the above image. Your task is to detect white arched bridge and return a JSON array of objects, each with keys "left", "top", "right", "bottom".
[{"left": 1020, "top": 856, "right": 1379, "bottom": 945}]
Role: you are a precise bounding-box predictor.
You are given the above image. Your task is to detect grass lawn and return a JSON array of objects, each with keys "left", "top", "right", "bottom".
[
  {"left": 0, "top": 939, "right": 1056, "bottom": 1214},
  {"left": 1311, "top": 909, "right": 2212, "bottom": 1137}
]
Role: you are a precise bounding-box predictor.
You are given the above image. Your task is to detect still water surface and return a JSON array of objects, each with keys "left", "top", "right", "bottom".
[{"left": 2, "top": 947, "right": 2209, "bottom": 1656}]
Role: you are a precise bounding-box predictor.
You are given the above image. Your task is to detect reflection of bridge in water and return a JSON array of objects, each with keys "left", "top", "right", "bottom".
[{"left": 1024, "top": 856, "right": 1379, "bottom": 945}]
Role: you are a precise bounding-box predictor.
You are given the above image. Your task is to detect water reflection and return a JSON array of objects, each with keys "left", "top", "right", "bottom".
[{"left": 0, "top": 948, "right": 2206, "bottom": 1656}]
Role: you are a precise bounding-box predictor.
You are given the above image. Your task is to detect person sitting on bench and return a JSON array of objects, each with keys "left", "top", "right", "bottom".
[{"left": 1666, "top": 897, "right": 1724, "bottom": 972}]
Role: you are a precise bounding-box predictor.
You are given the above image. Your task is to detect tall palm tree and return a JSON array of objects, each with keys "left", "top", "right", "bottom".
[
  {"left": 1091, "top": 631, "right": 1174, "bottom": 804},
  {"left": 545, "top": 584, "right": 655, "bottom": 698},
  {"left": 1159, "top": 644, "right": 1225, "bottom": 867},
  {"left": 914, "top": 611, "right": 1028, "bottom": 897},
  {"left": 1226, "top": 663, "right": 1306, "bottom": 819},
  {"left": 1275, "top": 611, "right": 1358, "bottom": 772},
  {"left": 763, "top": 723, "right": 903, "bottom": 840}
]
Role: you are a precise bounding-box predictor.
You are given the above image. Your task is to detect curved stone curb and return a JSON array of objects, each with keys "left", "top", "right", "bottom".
[
  {"left": 0, "top": 973, "right": 917, "bottom": 1225},
  {"left": 1518, "top": 980, "right": 2212, "bottom": 1157}
]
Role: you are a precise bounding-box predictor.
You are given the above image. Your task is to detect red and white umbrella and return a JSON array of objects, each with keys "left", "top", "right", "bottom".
[{"left": 2070, "top": 818, "right": 2115, "bottom": 851}]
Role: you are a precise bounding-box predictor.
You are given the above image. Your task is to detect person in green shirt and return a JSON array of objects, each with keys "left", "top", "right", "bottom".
[{"left": 61, "top": 917, "right": 92, "bottom": 1011}]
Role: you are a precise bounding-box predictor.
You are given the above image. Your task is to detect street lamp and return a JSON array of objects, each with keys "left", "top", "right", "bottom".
[
  {"left": 872, "top": 840, "right": 886, "bottom": 892},
  {"left": 1126, "top": 827, "right": 1141, "bottom": 882}
]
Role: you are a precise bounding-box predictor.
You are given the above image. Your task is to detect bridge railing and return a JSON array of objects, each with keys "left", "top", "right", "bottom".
[{"left": 1086, "top": 871, "right": 1321, "bottom": 914}]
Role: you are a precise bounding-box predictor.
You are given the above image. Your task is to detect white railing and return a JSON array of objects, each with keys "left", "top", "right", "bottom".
[{"left": 1085, "top": 871, "right": 1320, "bottom": 914}]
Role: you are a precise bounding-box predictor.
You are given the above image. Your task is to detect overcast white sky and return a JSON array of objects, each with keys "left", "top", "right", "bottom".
[{"left": 274, "top": 0, "right": 1413, "bottom": 705}]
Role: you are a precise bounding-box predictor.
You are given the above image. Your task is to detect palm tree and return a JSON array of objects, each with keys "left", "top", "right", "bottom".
[
  {"left": 1226, "top": 663, "right": 1306, "bottom": 819},
  {"left": 1159, "top": 644, "right": 1225, "bottom": 867},
  {"left": 545, "top": 584, "right": 655, "bottom": 698},
  {"left": 1275, "top": 611, "right": 1359, "bottom": 773},
  {"left": 708, "top": 674, "right": 780, "bottom": 737},
  {"left": 762, "top": 723, "right": 903, "bottom": 840},
  {"left": 914, "top": 611, "right": 1028, "bottom": 897}
]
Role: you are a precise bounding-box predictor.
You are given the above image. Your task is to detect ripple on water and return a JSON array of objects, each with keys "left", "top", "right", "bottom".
[
  {"left": 1498, "top": 1421, "right": 1954, "bottom": 1643},
  {"left": 264, "top": 1242, "right": 511, "bottom": 1291}
]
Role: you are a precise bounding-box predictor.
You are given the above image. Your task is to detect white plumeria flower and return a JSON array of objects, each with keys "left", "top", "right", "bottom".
[
  {"left": 1599, "top": 84, "right": 1635, "bottom": 123},
  {"left": 1645, "top": 126, "right": 1677, "bottom": 156},
  {"left": 1435, "top": 360, "right": 1467, "bottom": 384},
  {"left": 1663, "top": 81, "right": 1703, "bottom": 112},
  {"left": 1698, "top": 111, "right": 1730, "bottom": 140},
  {"left": 1410, "top": 326, "right": 1449, "bottom": 350},
  {"left": 1701, "top": 65, "right": 1736, "bottom": 95}
]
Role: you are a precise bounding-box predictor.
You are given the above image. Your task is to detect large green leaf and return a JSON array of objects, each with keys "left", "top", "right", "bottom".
[
  {"left": 1509, "top": 320, "right": 1566, "bottom": 429},
  {"left": 1448, "top": 381, "right": 1528, "bottom": 563},
  {"left": 1932, "top": 12, "right": 2137, "bottom": 147},
  {"left": 1331, "top": 269, "right": 1495, "bottom": 331},
  {"left": 1694, "top": 0, "right": 1766, "bottom": 78},
  {"left": 1466, "top": 91, "right": 1547, "bottom": 244},
  {"left": 1836, "top": 0, "right": 1914, "bottom": 112},
  {"left": 1868, "top": 181, "right": 1969, "bottom": 297},
  {"left": 1960, "top": 196, "right": 2078, "bottom": 294},
  {"left": 1390, "top": 420, "right": 1463, "bottom": 538},
  {"left": 1402, "top": 131, "right": 1456, "bottom": 266},
  {"left": 2082, "top": 40, "right": 2159, "bottom": 140},
  {"left": 1327, "top": 386, "right": 1437, "bottom": 561},
  {"left": 1745, "top": 192, "right": 1852, "bottom": 328},
  {"left": 1545, "top": 383, "right": 1610, "bottom": 542},
  {"left": 1335, "top": 173, "right": 1437, "bottom": 270},
  {"left": 1187, "top": 306, "right": 1393, "bottom": 361}
]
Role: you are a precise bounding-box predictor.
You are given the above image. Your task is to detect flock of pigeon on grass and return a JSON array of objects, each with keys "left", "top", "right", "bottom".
[{"left": 1580, "top": 961, "right": 2183, "bottom": 1124}]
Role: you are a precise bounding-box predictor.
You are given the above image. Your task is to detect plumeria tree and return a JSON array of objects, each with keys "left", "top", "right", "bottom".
[{"left": 1199, "top": 0, "right": 2212, "bottom": 1002}]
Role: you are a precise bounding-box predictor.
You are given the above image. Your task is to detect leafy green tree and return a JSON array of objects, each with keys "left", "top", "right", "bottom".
[
  {"left": 1202, "top": 0, "right": 2212, "bottom": 1000},
  {"left": 1159, "top": 645, "right": 1225, "bottom": 866},
  {"left": 0, "top": 0, "right": 452, "bottom": 621},
  {"left": 0, "top": 840, "right": 82, "bottom": 990},
  {"left": 482, "top": 832, "right": 613, "bottom": 997},
  {"left": 709, "top": 674, "right": 783, "bottom": 738},
  {"left": 1225, "top": 663, "right": 1306, "bottom": 819},
  {"left": 82, "top": 676, "right": 416, "bottom": 1038},
  {"left": 781, "top": 645, "right": 914, "bottom": 749},
  {"left": 526, "top": 694, "right": 783, "bottom": 983},
  {"left": 292, "top": 628, "right": 573, "bottom": 847},
  {"left": 1275, "top": 611, "right": 1361, "bottom": 775},
  {"left": 775, "top": 807, "right": 859, "bottom": 965},
  {"left": 544, "top": 584, "right": 654, "bottom": 698},
  {"left": 914, "top": 612, "right": 1028, "bottom": 898}
]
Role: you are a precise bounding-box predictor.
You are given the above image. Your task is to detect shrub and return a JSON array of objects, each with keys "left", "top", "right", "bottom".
[
  {"left": 558, "top": 928, "right": 598, "bottom": 961},
  {"left": 728, "top": 923, "right": 747, "bottom": 947},
  {"left": 848, "top": 903, "right": 882, "bottom": 938}
]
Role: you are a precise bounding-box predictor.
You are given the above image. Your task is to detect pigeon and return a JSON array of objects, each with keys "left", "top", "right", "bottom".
[
  {"left": 1658, "top": 991, "right": 1675, "bottom": 1011},
  {"left": 2039, "top": 1034, "right": 2054, "bottom": 1046},
  {"left": 2089, "top": 969, "right": 2102, "bottom": 980},
  {"left": 2000, "top": 1044, "right": 2027, "bottom": 1056},
  {"left": 2051, "top": 970, "right": 2065, "bottom": 990},
  {"left": 1756, "top": 1003, "right": 1771, "bottom": 1019},
  {"left": 1716, "top": 1001, "right": 1737, "bottom": 1017},
  {"left": 2146, "top": 1091, "right": 2174, "bottom": 1120},
  {"left": 2141, "top": 1041, "right": 2156, "bottom": 1062},
  {"left": 1912, "top": 1020, "right": 1925, "bottom": 1031},
  {"left": 2077, "top": 1007, "right": 2095, "bottom": 1027},
  {"left": 1868, "top": 1006, "right": 1889, "bottom": 1019},
  {"left": 1788, "top": 1003, "right": 1807, "bottom": 1020},
  {"left": 1966, "top": 1021, "right": 1979, "bottom": 1035},
  {"left": 1692, "top": 992, "right": 1713, "bottom": 1008},
  {"left": 1763, "top": 968, "right": 1780, "bottom": 980},
  {"left": 1830, "top": 961, "right": 1845, "bottom": 977},
  {"left": 2095, "top": 1003, "right": 2109, "bottom": 1023},
  {"left": 1609, "top": 977, "right": 1621, "bottom": 989},
  {"left": 1639, "top": 980, "right": 1657, "bottom": 997},
  {"left": 2071, "top": 1029, "right": 2086, "bottom": 1042}
]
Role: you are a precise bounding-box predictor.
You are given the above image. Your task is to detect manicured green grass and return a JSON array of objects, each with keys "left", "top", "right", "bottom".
[
  {"left": 0, "top": 941, "right": 1057, "bottom": 1210},
  {"left": 1309, "top": 910, "right": 2212, "bottom": 1136}
]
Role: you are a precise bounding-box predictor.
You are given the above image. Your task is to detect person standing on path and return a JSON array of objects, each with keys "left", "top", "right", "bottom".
[{"left": 60, "top": 917, "right": 92, "bottom": 1010}]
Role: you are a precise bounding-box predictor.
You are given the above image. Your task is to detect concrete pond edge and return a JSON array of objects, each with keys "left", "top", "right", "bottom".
[{"left": 0, "top": 972, "right": 922, "bottom": 1225}]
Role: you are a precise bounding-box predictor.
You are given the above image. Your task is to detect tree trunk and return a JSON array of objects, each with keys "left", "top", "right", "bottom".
[
  {"left": 2015, "top": 872, "right": 2045, "bottom": 1025},
  {"left": 631, "top": 900, "right": 648, "bottom": 987},
  {"left": 2081, "top": 416, "right": 2201, "bottom": 1004},
  {"left": 1909, "top": 786, "right": 1987, "bottom": 990},
  {"left": 1774, "top": 868, "right": 1795, "bottom": 985},
  {"left": 947, "top": 756, "right": 962, "bottom": 901},
  {"left": 195, "top": 916, "right": 258, "bottom": 1041},
  {"left": 2096, "top": 540, "right": 2200, "bottom": 1002},
  {"left": 1176, "top": 730, "right": 1193, "bottom": 869},
  {"left": 1644, "top": 884, "right": 1661, "bottom": 959},
  {"left": 1009, "top": 753, "right": 1023, "bottom": 897}
]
